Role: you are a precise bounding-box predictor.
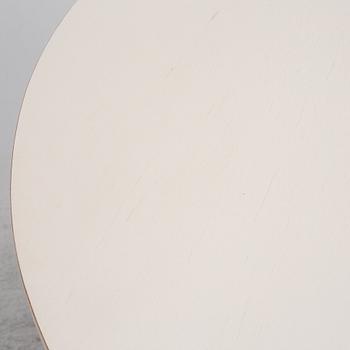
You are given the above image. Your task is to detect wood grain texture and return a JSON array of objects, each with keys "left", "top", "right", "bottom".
[{"left": 11, "top": 0, "right": 350, "bottom": 349}]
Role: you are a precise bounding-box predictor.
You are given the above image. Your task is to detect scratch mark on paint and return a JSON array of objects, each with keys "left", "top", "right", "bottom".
[
  {"left": 209, "top": 10, "right": 220, "bottom": 22},
  {"left": 164, "top": 65, "right": 176, "bottom": 79},
  {"left": 255, "top": 170, "right": 279, "bottom": 220},
  {"left": 234, "top": 297, "right": 250, "bottom": 343},
  {"left": 126, "top": 197, "right": 144, "bottom": 222},
  {"left": 326, "top": 33, "right": 345, "bottom": 81}
]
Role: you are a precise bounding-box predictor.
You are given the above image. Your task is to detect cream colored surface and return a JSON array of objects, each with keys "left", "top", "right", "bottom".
[{"left": 11, "top": 0, "right": 350, "bottom": 349}]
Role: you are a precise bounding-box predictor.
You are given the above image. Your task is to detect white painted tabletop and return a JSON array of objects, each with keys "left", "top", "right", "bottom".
[{"left": 11, "top": 0, "right": 350, "bottom": 349}]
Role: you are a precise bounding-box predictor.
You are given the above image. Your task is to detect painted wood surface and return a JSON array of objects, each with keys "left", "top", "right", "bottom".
[{"left": 12, "top": 1, "right": 350, "bottom": 349}]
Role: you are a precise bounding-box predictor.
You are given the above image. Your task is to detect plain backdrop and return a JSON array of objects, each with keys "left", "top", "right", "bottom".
[{"left": 0, "top": 1, "right": 75, "bottom": 349}]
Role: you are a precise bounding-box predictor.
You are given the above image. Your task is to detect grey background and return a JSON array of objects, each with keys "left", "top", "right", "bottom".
[{"left": 0, "top": 1, "right": 76, "bottom": 348}]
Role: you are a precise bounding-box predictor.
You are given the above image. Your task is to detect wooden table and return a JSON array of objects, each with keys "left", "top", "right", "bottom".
[{"left": 11, "top": 1, "right": 350, "bottom": 349}]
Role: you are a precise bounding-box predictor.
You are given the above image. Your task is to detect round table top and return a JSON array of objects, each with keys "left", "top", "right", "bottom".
[{"left": 11, "top": 1, "right": 350, "bottom": 349}]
